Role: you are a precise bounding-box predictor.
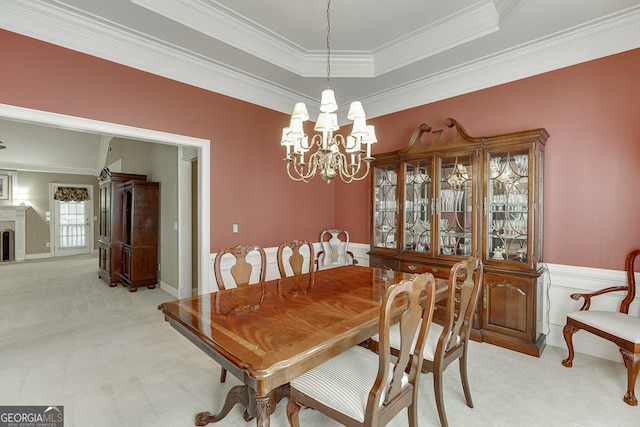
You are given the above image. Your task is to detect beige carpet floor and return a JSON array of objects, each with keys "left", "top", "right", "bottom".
[{"left": 0, "top": 255, "right": 637, "bottom": 426}]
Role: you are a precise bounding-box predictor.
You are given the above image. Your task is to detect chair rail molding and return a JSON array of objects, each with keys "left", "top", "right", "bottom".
[{"left": 208, "top": 243, "right": 371, "bottom": 292}]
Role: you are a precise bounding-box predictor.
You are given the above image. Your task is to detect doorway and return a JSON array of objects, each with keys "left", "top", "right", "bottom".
[{"left": 0, "top": 103, "right": 211, "bottom": 295}]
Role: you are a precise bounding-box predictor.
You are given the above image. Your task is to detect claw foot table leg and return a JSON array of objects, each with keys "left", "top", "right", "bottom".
[{"left": 195, "top": 384, "right": 248, "bottom": 426}]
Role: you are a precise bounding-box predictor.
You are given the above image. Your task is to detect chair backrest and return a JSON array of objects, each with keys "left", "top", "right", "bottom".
[
  {"left": 317, "top": 228, "right": 355, "bottom": 270},
  {"left": 620, "top": 249, "right": 640, "bottom": 314},
  {"left": 367, "top": 272, "right": 436, "bottom": 423},
  {"left": 277, "top": 239, "right": 315, "bottom": 277},
  {"left": 440, "top": 257, "right": 484, "bottom": 353},
  {"left": 213, "top": 245, "right": 266, "bottom": 290}
]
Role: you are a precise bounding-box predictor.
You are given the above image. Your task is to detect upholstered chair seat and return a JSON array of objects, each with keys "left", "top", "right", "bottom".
[
  {"left": 289, "top": 346, "right": 408, "bottom": 422},
  {"left": 567, "top": 311, "right": 640, "bottom": 343}
]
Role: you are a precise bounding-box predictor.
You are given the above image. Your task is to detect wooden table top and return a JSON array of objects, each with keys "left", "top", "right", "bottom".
[{"left": 158, "top": 265, "right": 448, "bottom": 394}]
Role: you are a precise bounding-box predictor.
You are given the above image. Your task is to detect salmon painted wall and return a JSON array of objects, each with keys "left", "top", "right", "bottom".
[
  {"left": 0, "top": 29, "right": 335, "bottom": 251},
  {"left": 337, "top": 48, "right": 640, "bottom": 270}
]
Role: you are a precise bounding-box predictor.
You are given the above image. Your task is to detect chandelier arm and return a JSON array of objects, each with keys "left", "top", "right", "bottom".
[
  {"left": 332, "top": 151, "right": 369, "bottom": 183},
  {"left": 288, "top": 151, "right": 320, "bottom": 182}
]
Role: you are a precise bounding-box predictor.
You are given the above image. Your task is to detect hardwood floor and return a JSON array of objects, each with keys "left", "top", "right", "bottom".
[{"left": 0, "top": 255, "right": 636, "bottom": 426}]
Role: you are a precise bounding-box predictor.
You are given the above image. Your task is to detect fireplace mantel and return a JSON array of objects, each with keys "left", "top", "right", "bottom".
[{"left": 0, "top": 206, "right": 29, "bottom": 261}]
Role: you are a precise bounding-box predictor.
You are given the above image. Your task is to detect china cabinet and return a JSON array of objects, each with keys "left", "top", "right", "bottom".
[
  {"left": 369, "top": 118, "right": 549, "bottom": 356},
  {"left": 98, "top": 168, "right": 147, "bottom": 286}
]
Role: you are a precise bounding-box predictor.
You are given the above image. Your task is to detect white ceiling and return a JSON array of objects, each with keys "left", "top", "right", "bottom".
[{"left": 0, "top": 0, "right": 639, "bottom": 175}]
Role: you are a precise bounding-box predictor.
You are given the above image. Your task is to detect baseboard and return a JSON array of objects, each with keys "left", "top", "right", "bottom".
[
  {"left": 160, "top": 280, "right": 178, "bottom": 298},
  {"left": 25, "top": 252, "right": 52, "bottom": 260}
]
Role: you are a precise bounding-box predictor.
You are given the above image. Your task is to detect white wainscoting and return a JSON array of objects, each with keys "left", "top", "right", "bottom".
[
  {"left": 207, "top": 244, "right": 638, "bottom": 362},
  {"left": 207, "top": 242, "right": 372, "bottom": 292}
]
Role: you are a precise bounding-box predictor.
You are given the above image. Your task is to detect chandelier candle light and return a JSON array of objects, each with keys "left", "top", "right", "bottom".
[{"left": 280, "top": 0, "right": 377, "bottom": 183}]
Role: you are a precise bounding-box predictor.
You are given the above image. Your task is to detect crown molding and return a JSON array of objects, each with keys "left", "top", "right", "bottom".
[
  {"left": 0, "top": 0, "right": 303, "bottom": 114},
  {"left": 373, "top": 1, "right": 500, "bottom": 76},
  {"left": 362, "top": 6, "right": 640, "bottom": 119},
  {"left": 132, "top": 0, "right": 502, "bottom": 78},
  {"left": 0, "top": 1, "right": 638, "bottom": 120}
]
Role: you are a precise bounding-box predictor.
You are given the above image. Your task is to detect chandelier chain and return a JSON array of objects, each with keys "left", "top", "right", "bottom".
[{"left": 326, "top": 0, "right": 331, "bottom": 88}]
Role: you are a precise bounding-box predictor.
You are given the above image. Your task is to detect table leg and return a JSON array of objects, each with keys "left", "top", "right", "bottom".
[
  {"left": 254, "top": 394, "right": 271, "bottom": 427},
  {"left": 195, "top": 383, "right": 289, "bottom": 426},
  {"left": 195, "top": 384, "right": 248, "bottom": 426},
  {"left": 250, "top": 384, "right": 289, "bottom": 426}
]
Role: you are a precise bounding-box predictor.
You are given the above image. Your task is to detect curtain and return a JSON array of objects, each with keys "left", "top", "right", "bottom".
[{"left": 54, "top": 187, "right": 90, "bottom": 202}]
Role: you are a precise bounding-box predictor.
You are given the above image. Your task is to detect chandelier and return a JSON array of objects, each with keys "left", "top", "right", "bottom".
[{"left": 280, "top": 0, "right": 377, "bottom": 183}]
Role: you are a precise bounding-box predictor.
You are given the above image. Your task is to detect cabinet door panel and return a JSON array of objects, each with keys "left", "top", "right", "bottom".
[
  {"left": 483, "top": 273, "right": 534, "bottom": 339},
  {"left": 403, "top": 159, "right": 433, "bottom": 254},
  {"left": 437, "top": 153, "right": 476, "bottom": 258},
  {"left": 484, "top": 147, "right": 538, "bottom": 267},
  {"left": 372, "top": 164, "right": 399, "bottom": 250}
]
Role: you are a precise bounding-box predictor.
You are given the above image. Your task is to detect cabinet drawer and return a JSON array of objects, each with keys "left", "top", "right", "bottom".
[
  {"left": 369, "top": 255, "right": 398, "bottom": 271},
  {"left": 399, "top": 261, "right": 448, "bottom": 279}
]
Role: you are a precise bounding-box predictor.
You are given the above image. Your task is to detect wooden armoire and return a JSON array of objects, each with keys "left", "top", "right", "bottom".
[
  {"left": 98, "top": 168, "right": 147, "bottom": 286},
  {"left": 120, "top": 179, "right": 159, "bottom": 292},
  {"left": 98, "top": 168, "right": 159, "bottom": 292}
]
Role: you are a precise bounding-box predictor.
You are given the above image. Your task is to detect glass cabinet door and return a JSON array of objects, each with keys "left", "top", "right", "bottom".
[
  {"left": 438, "top": 154, "right": 474, "bottom": 257},
  {"left": 404, "top": 159, "right": 433, "bottom": 254},
  {"left": 372, "top": 164, "right": 398, "bottom": 249},
  {"left": 486, "top": 149, "right": 530, "bottom": 264}
]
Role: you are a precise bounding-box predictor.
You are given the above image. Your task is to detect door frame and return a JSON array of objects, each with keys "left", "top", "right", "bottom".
[{"left": 0, "top": 103, "right": 212, "bottom": 295}]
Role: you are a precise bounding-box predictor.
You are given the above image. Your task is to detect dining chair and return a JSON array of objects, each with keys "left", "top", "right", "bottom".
[
  {"left": 213, "top": 244, "right": 267, "bottom": 383},
  {"left": 316, "top": 228, "right": 358, "bottom": 270},
  {"left": 562, "top": 248, "right": 640, "bottom": 406},
  {"left": 370, "top": 257, "right": 484, "bottom": 427},
  {"left": 277, "top": 239, "right": 315, "bottom": 277},
  {"left": 286, "top": 272, "right": 437, "bottom": 427}
]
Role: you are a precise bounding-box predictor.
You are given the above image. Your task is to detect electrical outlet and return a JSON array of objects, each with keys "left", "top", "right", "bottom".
[
  {"left": 232, "top": 223, "right": 239, "bottom": 233},
  {"left": 45, "top": 242, "right": 50, "bottom": 248}
]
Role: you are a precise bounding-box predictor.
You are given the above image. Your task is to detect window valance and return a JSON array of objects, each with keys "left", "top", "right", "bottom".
[{"left": 54, "top": 187, "right": 90, "bottom": 202}]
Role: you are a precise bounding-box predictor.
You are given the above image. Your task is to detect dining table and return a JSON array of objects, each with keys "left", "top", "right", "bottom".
[{"left": 157, "top": 264, "right": 449, "bottom": 427}]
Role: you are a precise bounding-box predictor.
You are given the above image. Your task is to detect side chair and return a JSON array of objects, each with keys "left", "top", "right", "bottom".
[
  {"left": 286, "top": 272, "right": 437, "bottom": 427},
  {"left": 316, "top": 228, "right": 358, "bottom": 270},
  {"left": 213, "top": 244, "right": 267, "bottom": 383},
  {"left": 371, "top": 256, "right": 484, "bottom": 427},
  {"left": 277, "top": 239, "right": 315, "bottom": 277},
  {"left": 562, "top": 248, "right": 640, "bottom": 406}
]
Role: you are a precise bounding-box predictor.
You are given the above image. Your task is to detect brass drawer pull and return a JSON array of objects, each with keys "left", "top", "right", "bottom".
[
  {"left": 407, "top": 265, "right": 417, "bottom": 271},
  {"left": 431, "top": 267, "right": 438, "bottom": 272}
]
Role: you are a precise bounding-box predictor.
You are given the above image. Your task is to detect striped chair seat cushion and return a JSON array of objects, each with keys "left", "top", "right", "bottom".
[
  {"left": 290, "top": 345, "right": 408, "bottom": 422},
  {"left": 568, "top": 311, "right": 640, "bottom": 343}
]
